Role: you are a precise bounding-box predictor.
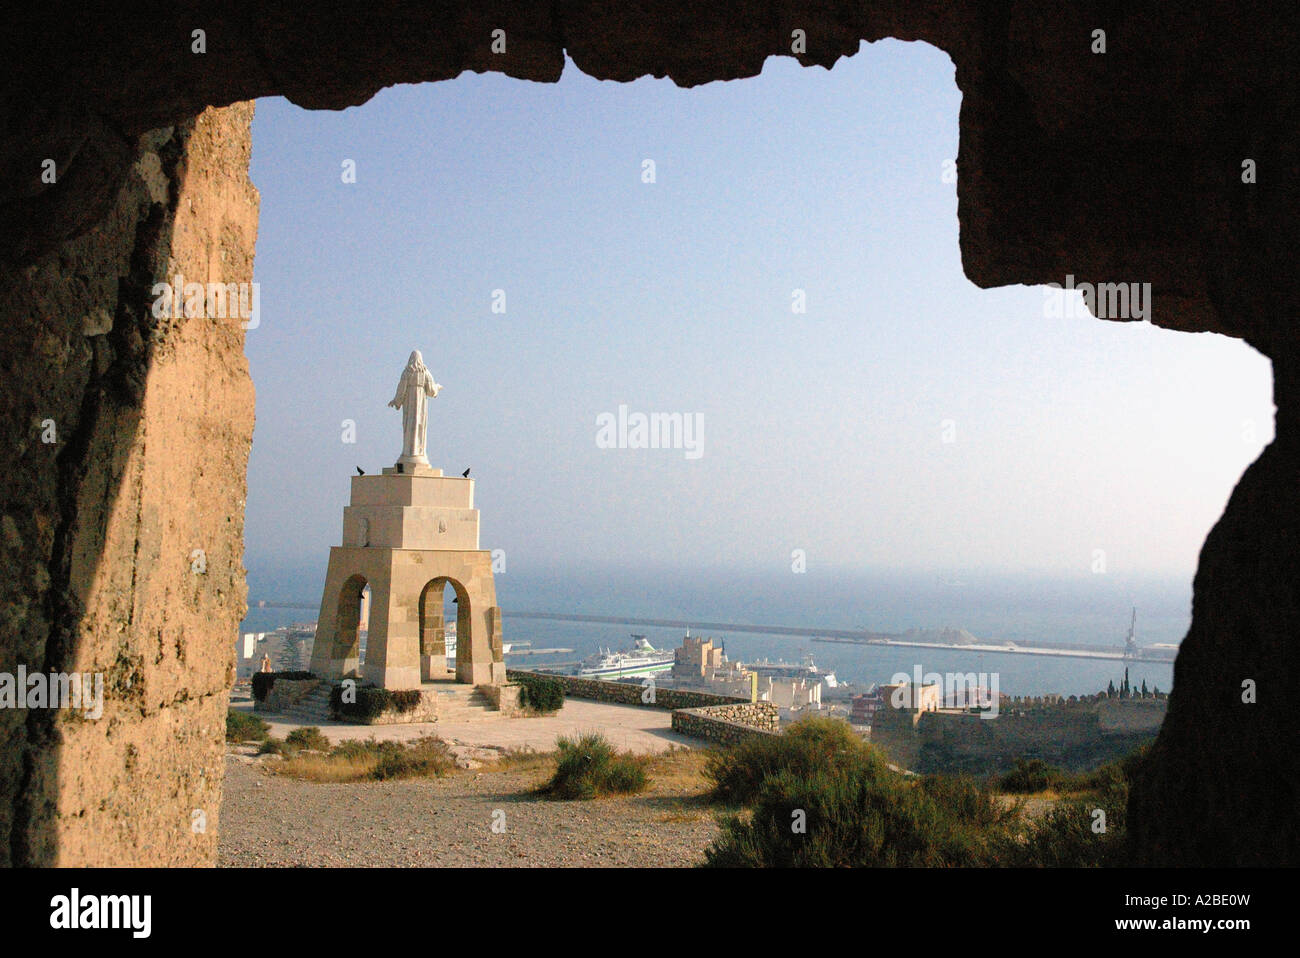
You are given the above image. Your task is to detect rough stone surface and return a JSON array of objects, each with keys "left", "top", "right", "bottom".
[
  {"left": 313, "top": 551, "right": 502, "bottom": 689},
  {"left": 479, "top": 683, "right": 523, "bottom": 716},
  {"left": 4, "top": 4, "right": 1294, "bottom": 343},
  {"left": 0, "top": 103, "right": 257, "bottom": 866},
  {"left": 255, "top": 678, "right": 324, "bottom": 715},
  {"left": 671, "top": 703, "right": 781, "bottom": 744},
  {"left": 0, "top": 3, "right": 1297, "bottom": 864},
  {"left": 1129, "top": 392, "right": 1300, "bottom": 866},
  {"left": 348, "top": 693, "right": 440, "bottom": 726}
]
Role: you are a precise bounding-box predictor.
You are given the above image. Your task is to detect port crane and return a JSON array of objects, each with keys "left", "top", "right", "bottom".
[{"left": 1123, "top": 607, "right": 1138, "bottom": 660}]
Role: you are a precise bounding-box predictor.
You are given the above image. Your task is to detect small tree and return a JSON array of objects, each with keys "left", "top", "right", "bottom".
[{"left": 517, "top": 678, "right": 564, "bottom": 714}]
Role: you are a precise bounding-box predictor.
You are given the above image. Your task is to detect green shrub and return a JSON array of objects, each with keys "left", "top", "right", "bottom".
[
  {"left": 701, "top": 718, "right": 1022, "bottom": 867},
  {"left": 285, "top": 726, "right": 330, "bottom": 752},
  {"left": 390, "top": 689, "right": 422, "bottom": 713},
  {"left": 328, "top": 738, "right": 381, "bottom": 761},
  {"left": 919, "top": 774, "right": 1014, "bottom": 831},
  {"left": 999, "top": 758, "right": 1065, "bottom": 794},
  {"left": 985, "top": 746, "right": 1146, "bottom": 865},
  {"left": 995, "top": 746, "right": 1146, "bottom": 866},
  {"left": 370, "top": 736, "right": 455, "bottom": 780},
  {"left": 705, "top": 716, "right": 879, "bottom": 806},
  {"left": 226, "top": 709, "right": 270, "bottom": 742},
  {"left": 704, "top": 763, "right": 1017, "bottom": 867},
  {"left": 997, "top": 780, "right": 1130, "bottom": 867},
  {"left": 269, "top": 736, "right": 455, "bottom": 781},
  {"left": 1092, "top": 743, "right": 1148, "bottom": 791},
  {"left": 701, "top": 729, "right": 1148, "bottom": 868},
  {"left": 516, "top": 678, "right": 565, "bottom": 714},
  {"left": 998, "top": 748, "right": 1145, "bottom": 795},
  {"left": 258, "top": 736, "right": 295, "bottom": 757},
  {"left": 349, "top": 687, "right": 390, "bottom": 719},
  {"left": 541, "top": 732, "right": 648, "bottom": 799},
  {"left": 329, "top": 685, "right": 417, "bottom": 719}
]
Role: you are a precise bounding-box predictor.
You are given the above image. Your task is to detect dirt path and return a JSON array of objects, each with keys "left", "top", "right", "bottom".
[{"left": 218, "top": 751, "right": 720, "bottom": 867}]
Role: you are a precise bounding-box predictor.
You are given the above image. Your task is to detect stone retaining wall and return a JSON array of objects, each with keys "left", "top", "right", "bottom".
[
  {"left": 254, "top": 677, "right": 320, "bottom": 714},
  {"left": 255, "top": 679, "right": 439, "bottom": 725},
  {"left": 356, "top": 692, "right": 438, "bottom": 725},
  {"left": 671, "top": 702, "right": 780, "bottom": 745},
  {"left": 507, "top": 670, "right": 750, "bottom": 710},
  {"left": 479, "top": 684, "right": 523, "bottom": 717}
]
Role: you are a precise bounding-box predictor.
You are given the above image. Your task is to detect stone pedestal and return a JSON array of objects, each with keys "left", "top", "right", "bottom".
[{"left": 309, "top": 467, "right": 505, "bottom": 689}]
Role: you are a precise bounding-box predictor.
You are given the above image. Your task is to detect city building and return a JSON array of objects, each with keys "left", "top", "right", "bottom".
[
  {"left": 850, "top": 685, "right": 885, "bottom": 726},
  {"left": 673, "top": 632, "right": 726, "bottom": 679},
  {"left": 761, "top": 675, "right": 822, "bottom": 712},
  {"left": 878, "top": 681, "right": 943, "bottom": 715}
]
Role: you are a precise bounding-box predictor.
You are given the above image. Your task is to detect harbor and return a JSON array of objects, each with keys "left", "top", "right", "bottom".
[
  {"left": 239, "top": 603, "right": 1176, "bottom": 700},
  {"left": 503, "top": 611, "right": 1177, "bottom": 663},
  {"left": 812, "top": 635, "right": 1175, "bottom": 663}
]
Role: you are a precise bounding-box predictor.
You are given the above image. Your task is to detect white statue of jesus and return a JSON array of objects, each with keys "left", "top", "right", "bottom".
[{"left": 388, "top": 350, "right": 442, "bottom": 466}]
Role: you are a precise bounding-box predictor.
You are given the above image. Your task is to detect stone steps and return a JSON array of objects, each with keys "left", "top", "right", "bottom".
[
  {"left": 436, "top": 688, "right": 500, "bottom": 722},
  {"left": 279, "top": 685, "right": 334, "bottom": 722}
]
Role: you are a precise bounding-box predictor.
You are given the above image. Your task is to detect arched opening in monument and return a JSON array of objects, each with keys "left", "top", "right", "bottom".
[
  {"left": 335, "top": 574, "right": 369, "bottom": 677},
  {"left": 418, "top": 577, "right": 471, "bottom": 683},
  {"left": 357, "top": 582, "right": 372, "bottom": 668}
]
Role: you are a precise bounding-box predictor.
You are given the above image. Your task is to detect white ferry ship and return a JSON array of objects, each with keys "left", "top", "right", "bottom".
[{"left": 576, "top": 635, "right": 674, "bottom": 680}]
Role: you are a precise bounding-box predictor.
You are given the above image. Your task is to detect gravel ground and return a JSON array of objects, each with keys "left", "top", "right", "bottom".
[{"left": 218, "top": 750, "right": 720, "bottom": 867}]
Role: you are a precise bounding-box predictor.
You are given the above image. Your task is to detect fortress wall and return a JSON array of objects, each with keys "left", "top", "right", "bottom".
[{"left": 871, "top": 700, "right": 1167, "bottom": 775}]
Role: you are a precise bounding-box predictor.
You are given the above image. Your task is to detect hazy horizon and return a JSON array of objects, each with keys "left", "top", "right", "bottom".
[{"left": 243, "top": 560, "right": 1194, "bottom": 650}]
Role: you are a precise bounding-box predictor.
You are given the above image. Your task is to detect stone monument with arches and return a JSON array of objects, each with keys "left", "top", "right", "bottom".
[{"left": 309, "top": 352, "right": 505, "bottom": 688}]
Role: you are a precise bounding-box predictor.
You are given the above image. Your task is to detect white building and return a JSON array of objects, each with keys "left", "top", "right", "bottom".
[
  {"left": 234, "top": 632, "right": 265, "bottom": 679},
  {"left": 761, "top": 675, "right": 822, "bottom": 711}
]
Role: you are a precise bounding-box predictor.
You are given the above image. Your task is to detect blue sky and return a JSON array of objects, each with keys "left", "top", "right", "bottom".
[{"left": 243, "top": 39, "right": 1273, "bottom": 595}]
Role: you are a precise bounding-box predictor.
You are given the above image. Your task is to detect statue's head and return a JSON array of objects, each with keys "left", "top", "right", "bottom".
[{"left": 408, "top": 349, "right": 423, "bottom": 367}]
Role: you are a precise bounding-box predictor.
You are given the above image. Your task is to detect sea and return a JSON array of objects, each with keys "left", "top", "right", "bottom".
[{"left": 240, "top": 565, "right": 1187, "bottom": 697}]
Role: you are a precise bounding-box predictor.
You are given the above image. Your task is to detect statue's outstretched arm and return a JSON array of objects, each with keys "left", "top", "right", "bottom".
[{"left": 388, "top": 382, "right": 404, "bottom": 408}]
